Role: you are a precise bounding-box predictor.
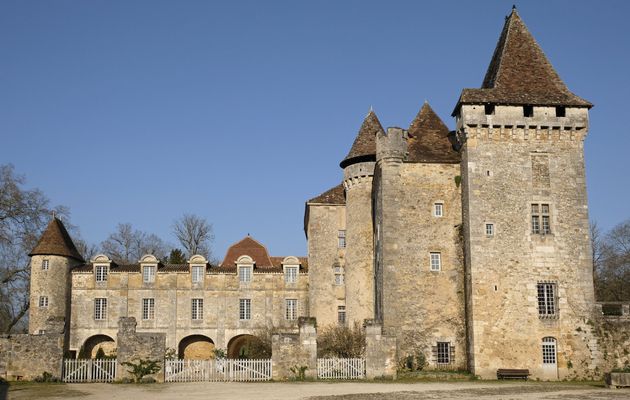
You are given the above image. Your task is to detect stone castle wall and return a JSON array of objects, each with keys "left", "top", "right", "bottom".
[
  {"left": 459, "top": 104, "right": 597, "bottom": 379},
  {"left": 306, "top": 204, "right": 346, "bottom": 327},
  {"left": 117, "top": 317, "right": 166, "bottom": 382}
]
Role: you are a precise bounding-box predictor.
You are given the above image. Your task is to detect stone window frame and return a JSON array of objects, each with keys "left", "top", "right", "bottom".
[
  {"left": 435, "top": 341, "right": 452, "bottom": 365},
  {"left": 239, "top": 298, "right": 251, "bottom": 320},
  {"left": 333, "top": 264, "right": 345, "bottom": 285},
  {"left": 38, "top": 295, "right": 49, "bottom": 308},
  {"left": 42, "top": 259, "right": 49, "bottom": 270},
  {"left": 542, "top": 337, "right": 557, "bottom": 364},
  {"left": 338, "top": 230, "right": 346, "bottom": 248},
  {"left": 337, "top": 305, "right": 346, "bottom": 325},
  {"left": 531, "top": 202, "right": 552, "bottom": 235},
  {"left": 429, "top": 252, "right": 442, "bottom": 272},
  {"left": 189, "top": 255, "right": 208, "bottom": 285},
  {"left": 236, "top": 255, "right": 254, "bottom": 285},
  {"left": 537, "top": 281, "right": 558, "bottom": 319},
  {"left": 485, "top": 223, "right": 495, "bottom": 237},
  {"left": 285, "top": 299, "right": 298, "bottom": 320},
  {"left": 191, "top": 298, "right": 204, "bottom": 320},
  {"left": 94, "top": 264, "right": 108, "bottom": 283},
  {"left": 94, "top": 298, "right": 107, "bottom": 320},
  {"left": 142, "top": 298, "right": 155, "bottom": 320},
  {"left": 282, "top": 256, "right": 300, "bottom": 285},
  {"left": 433, "top": 202, "right": 444, "bottom": 218},
  {"left": 143, "top": 265, "right": 156, "bottom": 283}
]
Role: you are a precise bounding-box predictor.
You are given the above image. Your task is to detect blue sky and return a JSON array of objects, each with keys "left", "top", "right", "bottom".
[{"left": 1, "top": 1, "right": 628, "bottom": 259}]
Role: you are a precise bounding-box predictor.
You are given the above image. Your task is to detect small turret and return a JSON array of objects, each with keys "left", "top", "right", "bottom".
[{"left": 28, "top": 217, "right": 84, "bottom": 334}]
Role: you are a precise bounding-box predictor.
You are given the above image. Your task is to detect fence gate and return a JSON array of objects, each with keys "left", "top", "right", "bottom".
[
  {"left": 317, "top": 358, "right": 365, "bottom": 379},
  {"left": 165, "top": 359, "right": 272, "bottom": 382},
  {"left": 63, "top": 359, "right": 117, "bottom": 383}
]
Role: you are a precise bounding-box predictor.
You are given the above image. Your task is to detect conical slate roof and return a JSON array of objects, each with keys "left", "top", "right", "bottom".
[
  {"left": 407, "top": 102, "right": 460, "bottom": 163},
  {"left": 29, "top": 218, "right": 84, "bottom": 262},
  {"left": 455, "top": 8, "right": 591, "bottom": 112},
  {"left": 340, "top": 110, "right": 385, "bottom": 168},
  {"left": 220, "top": 235, "right": 274, "bottom": 268}
]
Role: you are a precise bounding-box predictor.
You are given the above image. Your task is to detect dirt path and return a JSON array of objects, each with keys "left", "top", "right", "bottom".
[{"left": 6, "top": 381, "right": 627, "bottom": 400}]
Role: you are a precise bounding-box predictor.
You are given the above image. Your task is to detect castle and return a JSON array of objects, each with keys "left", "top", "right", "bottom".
[{"left": 22, "top": 9, "right": 626, "bottom": 381}]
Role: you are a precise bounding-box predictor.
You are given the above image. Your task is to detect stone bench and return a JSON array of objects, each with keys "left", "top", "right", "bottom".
[{"left": 497, "top": 368, "right": 529, "bottom": 380}]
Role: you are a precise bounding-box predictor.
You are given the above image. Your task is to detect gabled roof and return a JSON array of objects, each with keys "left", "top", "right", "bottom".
[
  {"left": 29, "top": 218, "right": 84, "bottom": 262},
  {"left": 407, "top": 102, "right": 460, "bottom": 164},
  {"left": 307, "top": 183, "right": 345, "bottom": 205},
  {"left": 340, "top": 110, "right": 385, "bottom": 168},
  {"left": 454, "top": 8, "right": 591, "bottom": 113},
  {"left": 220, "top": 236, "right": 274, "bottom": 268}
]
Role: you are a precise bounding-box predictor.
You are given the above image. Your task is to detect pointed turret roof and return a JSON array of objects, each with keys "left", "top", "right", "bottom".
[
  {"left": 29, "top": 217, "right": 84, "bottom": 262},
  {"left": 340, "top": 110, "right": 385, "bottom": 168},
  {"left": 407, "top": 102, "right": 460, "bottom": 163},
  {"left": 454, "top": 8, "right": 591, "bottom": 113},
  {"left": 220, "top": 235, "right": 274, "bottom": 268}
]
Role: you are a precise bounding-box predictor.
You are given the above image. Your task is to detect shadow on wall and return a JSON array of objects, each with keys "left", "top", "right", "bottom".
[{"left": 0, "top": 378, "right": 7, "bottom": 400}]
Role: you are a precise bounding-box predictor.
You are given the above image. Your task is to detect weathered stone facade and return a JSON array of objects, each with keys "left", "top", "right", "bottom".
[
  {"left": 271, "top": 317, "right": 317, "bottom": 380},
  {"left": 117, "top": 317, "right": 166, "bottom": 382}
]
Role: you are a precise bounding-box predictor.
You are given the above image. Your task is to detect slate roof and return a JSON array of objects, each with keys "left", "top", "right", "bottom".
[
  {"left": 307, "top": 183, "right": 345, "bottom": 205},
  {"left": 339, "top": 110, "right": 385, "bottom": 168},
  {"left": 29, "top": 218, "right": 84, "bottom": 262},
  {"left": 407, "top": 102, "right": 460, "bottom": 164},
  {"left": 454, "top": 8, "right": 591, "bottom": 113}
]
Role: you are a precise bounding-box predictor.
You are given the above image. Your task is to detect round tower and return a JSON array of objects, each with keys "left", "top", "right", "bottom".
[
  {"left": 339, "top": 109, "right": 384, "bottom": 325},
  {"left": 28, "top": 217, "right": 84, "bottom": 334}
]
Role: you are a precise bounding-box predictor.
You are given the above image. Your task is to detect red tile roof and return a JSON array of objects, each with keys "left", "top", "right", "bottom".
[
  {"left": 454, "top": 8, "right": 591, "bottom": 113},
  {"left": 407, "top": 102, "right": 460, "bottom": 164},
  {"left": 220, "top": 236, "right": 274, "bottom": 268},
  {"left": 29, "top": 218, "right": 84, "bottom": 262},
  {"left": 340, "top": 110, "right": 384, "bottom": 168}
]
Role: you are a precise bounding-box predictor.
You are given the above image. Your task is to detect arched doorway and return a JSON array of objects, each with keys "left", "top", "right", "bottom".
[
  {"left": 81, "top": 335, "right": 116, "bottom": 359},
  {"left": 178, "top": 335, "right": 215, "bottom": 359},
  {"left": 227, "top": 334, "right": 270, "bottom": 359}
]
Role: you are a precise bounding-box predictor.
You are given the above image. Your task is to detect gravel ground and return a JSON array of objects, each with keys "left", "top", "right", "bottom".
[{"left": 4, "top": 380, "right": 628, "bottom": 400}]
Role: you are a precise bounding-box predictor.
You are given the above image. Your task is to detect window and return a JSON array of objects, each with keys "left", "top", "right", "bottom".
[
  {"left": 542, "top": 337, "right": 557, "bottom": 364},
  {"left": 484, "top": 104, "right": 495, "bottom": 115},
  {"left": 430, "top": 252, "right": 441, "bottom": 271},
  {"left": 38, "top": 329, "right": 46, "bottom": 335},
  {"left": 142, "top": 298, "right": 155, "bottom": 320},
  {"left": 285, "top": 266, "right": 298, "bottom": 284},
  {"left": 191, "top": 266, "right": 204, "bottom": 283},
  {"left": 334, "top": 266, "right": 344, "bottom": 285},
  {"left": 485, "top": 223, "right": 494, "bottom": 236},
  {"left": 239, "top": 298, "right": 251, "bottom": 320},
  {"left": 42, "top": 259, "right": 49, "bottom": 270},
  {"left": 191, "top": 298, "right": 203, "bottom": 320},
  {"left": 143, "top": 266, "right": 156, "bottom": 283},
  {"left": 555, "top": 106, "right": 566, "bottom": 117},
  {"left": 337, "top": 306, "right": 346, "bottom": 325},
  {"left": 436, "top": 342, "right": 451, "bottom": 364},
  {"left": 338, "top": 230, "right": 346, "bottom": 248},
  {"left": 531, "top": 203, "right": 551, "bottom": 235},
  {"left": 95, "top": 265, "right": 108, "bottom": 282},
  {"left": 524, "top": 105, "right": 534, "bottom": 117},
  {"left": 537, "top": 282, "right": 557, "bottom": 317},
  {"left": 94, "top": 298, "right": 107, "bottom": 320},
  {"left": 239, "top": 266, "right": 252, "bottom": 283},
  {"left": 38, "top": 296, "right": 48, "bottom": 307},
  {"left": 285, "top": 299, "right": 298, "bottom": 320},
  {"left": 434, "top": 203, "right": 444, "bottom": 217}
]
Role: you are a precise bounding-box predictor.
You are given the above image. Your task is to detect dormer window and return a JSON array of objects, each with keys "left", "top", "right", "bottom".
[
  {"left": 95, "top": 265, "right": 108, "bottom": 282},
  {"left": 282, "top": 256, "right": 300, "bottom": 284},
  {"left": 143, "top": 265, "right": 156, "bottom": 283},
  {"left": 239, "top": 266, "right": 252, "bottom": 283},
  {"left": 191, "top": 266, "right": 204, "bottom": 283}
]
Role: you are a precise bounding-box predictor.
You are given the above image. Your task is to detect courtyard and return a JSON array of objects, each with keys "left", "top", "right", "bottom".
[{"left": 4, "top": 381, "right": 629, "bottom": 400}]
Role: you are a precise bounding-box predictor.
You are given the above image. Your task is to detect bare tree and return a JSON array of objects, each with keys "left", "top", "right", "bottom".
[
  {"left": 594, "top": 218, "right": 630, "bottom": 301},
  {"left": 172, "top": 214, "right": 214, "bottom": 259},
  {"left": 0, "top": 164, "right": 68, "bottom": 333},
  {"left": 101, "top": 223, "right": 168, "bottom": 264},
  {"left": 591, "top": 220, "right": 602, "bottom": 278}
]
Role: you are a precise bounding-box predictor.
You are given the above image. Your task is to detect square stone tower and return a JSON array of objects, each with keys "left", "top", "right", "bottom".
[{"left": 454, "top": 8, "right": 597, "bottom": 379}]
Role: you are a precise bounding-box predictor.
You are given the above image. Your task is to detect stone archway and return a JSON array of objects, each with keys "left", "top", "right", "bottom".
[
  {"left": 82, "top": 334, "right": 116, "bottom": 358},
  {"left": 227, "top": 334, "right": 270, "bottom": 359},
  {"left": 178, "top": 335, "right": 215, "bottom": 359}
]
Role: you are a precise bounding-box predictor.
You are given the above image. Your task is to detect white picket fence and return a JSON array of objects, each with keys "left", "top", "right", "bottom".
[
  {"left": 317, "top": 358, "right": 365, "bottom": 379},
  {"left": 63, "top": 359, "right": 117, "bottom": 383},
  {"left": 165, "top": 359, "right": 272, "bottom": 382}
]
